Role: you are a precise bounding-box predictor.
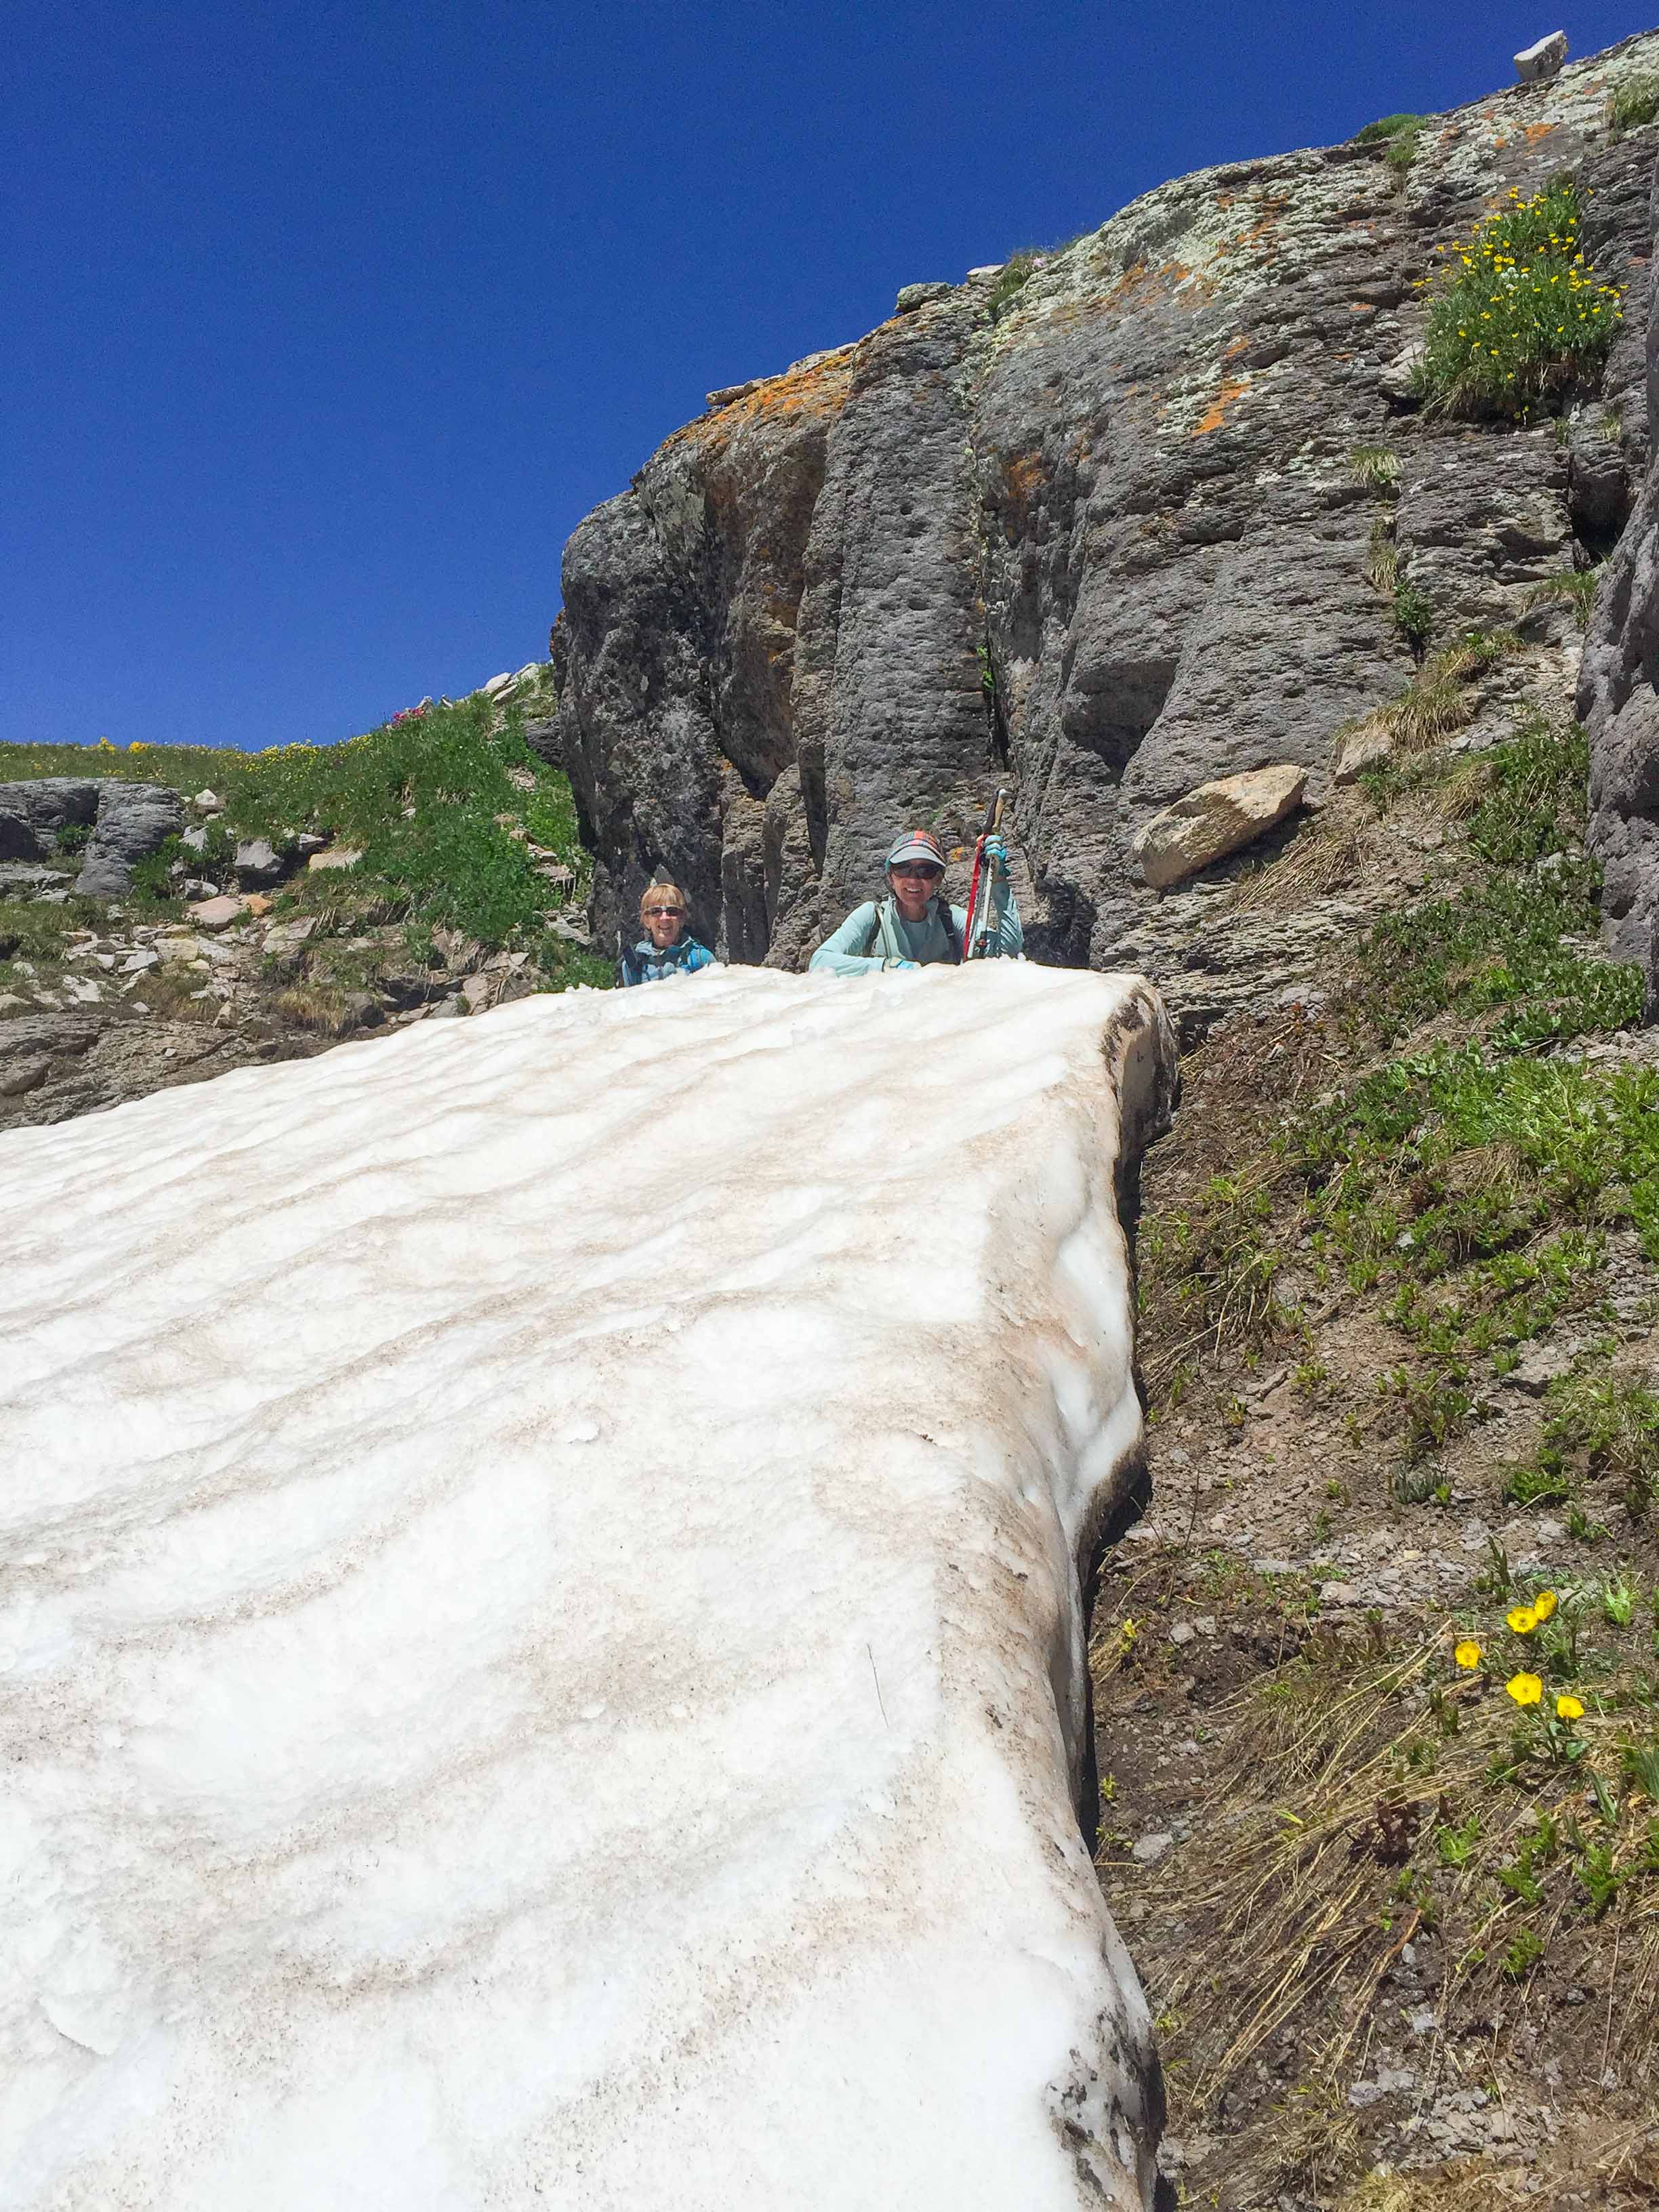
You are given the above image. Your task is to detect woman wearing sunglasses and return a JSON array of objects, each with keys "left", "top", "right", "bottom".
[
  {"left": 618, "top": 882, "right": 719, "bottom": 987},
  {"left": 808, "top": 826, "right": 1021, "bottom": 977}
]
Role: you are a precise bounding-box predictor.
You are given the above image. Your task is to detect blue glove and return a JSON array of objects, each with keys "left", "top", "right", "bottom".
[
  {"left": 983, "top": 833, "right": 1008, "bottom": 871},
  {"left": 886, "top": 958, "right": 919, "bottom": 970}
]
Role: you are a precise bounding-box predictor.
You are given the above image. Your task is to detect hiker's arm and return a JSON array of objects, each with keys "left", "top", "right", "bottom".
[{"left": 808, "top": 905, "right": 892, "bottom": 977}]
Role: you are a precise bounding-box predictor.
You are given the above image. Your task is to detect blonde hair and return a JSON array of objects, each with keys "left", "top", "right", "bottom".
[{"left": 640, "top": 881, "right": 690, "bottom": 922}]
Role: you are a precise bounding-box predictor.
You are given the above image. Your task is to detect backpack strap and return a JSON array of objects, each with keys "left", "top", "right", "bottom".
[{"left": 939, "top": 901, "right": 962, "bottom": 964}]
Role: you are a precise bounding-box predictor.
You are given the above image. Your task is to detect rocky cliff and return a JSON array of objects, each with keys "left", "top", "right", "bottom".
[
  {"left": 552, "top": 33, "right": 1659, "bottom": 1029},
  {"left": 1581, "top": 156, "right": 1659, "bottom": 1017}
]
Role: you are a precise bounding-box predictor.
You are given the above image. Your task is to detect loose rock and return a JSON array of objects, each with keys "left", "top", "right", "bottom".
[{"left": 1131, "top": 766, "right": 1308, "bottom": 890}]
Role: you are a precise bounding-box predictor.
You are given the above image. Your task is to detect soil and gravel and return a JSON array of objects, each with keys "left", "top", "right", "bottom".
[{"left": 1096, "top": 641, "right": 1659, "bottom": 2209}]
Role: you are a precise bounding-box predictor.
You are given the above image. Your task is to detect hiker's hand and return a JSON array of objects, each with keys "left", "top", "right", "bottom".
[
  {"left": 886, "top": 958, "right": 919, "bottom": 970},
  {"left": 985, "top": 833, "right": 1008, "bottom": 869}
]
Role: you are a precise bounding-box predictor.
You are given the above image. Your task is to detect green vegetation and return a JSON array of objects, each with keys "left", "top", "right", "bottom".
[
  {"left": 0, "top": 687, "right": 608, "bottom": 993},
  {"left": 1412, "top": 184, "right": 1624, "bottom": 421},
  {"left": 1392, "top": 579, "right": 1433, "bottom": 650},
  {"left": 1355, "top": 112, "right": 1424, "bottom": 180},
  {"left": 1607, "top": 73, "right": 1659, "bottom": 136},
  {"left": 1336, "top": 630, "right": 1521, "bottom": 779},
  {"left": 1522, "top": 564, "right": 1603, "bottom": 629},
  {"left": 1347, "top": 445, "right": 1399, "bottom": 494},
  {"left": 1532, "top": 1372, "right": 1659, "bottom": 1517},
  {"left": 1143, "top": 701, "right": 1649, "bottom": 1476},
  {"left": 985, "top": 232, "right": 1091, "bottom": 321}
]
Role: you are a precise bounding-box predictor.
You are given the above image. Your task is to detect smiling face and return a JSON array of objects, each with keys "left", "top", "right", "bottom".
[
  {"left": 640, "top": 886, "right": 689, "bottom": 949},
  {"left": 887, "top": 861, "right": 941, "bottom": 923}
]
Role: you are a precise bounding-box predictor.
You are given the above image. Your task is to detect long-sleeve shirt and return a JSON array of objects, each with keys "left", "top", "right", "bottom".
[{"left": 808, "top": 895, "right": 1023, "bottom": 978}]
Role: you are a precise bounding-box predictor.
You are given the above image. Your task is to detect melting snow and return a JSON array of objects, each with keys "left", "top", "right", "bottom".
[{"left": 0, "top": 962, "right": 1173, "bottom": 2209}]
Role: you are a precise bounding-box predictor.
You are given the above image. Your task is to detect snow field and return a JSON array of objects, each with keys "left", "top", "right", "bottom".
[{"left": 0, "top": 961, "right": 1174, "bottom": 2209}]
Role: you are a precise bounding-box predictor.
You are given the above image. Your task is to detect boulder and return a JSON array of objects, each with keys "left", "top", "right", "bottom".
[
  {"left": 1131, "top": 765, "right": 1308, "bottom": 888},
  {"left": 0, "top": 964, "right": 1176, "bottom": 2209},
  {"left": 186, "top": 895, "right": 245, "bottom": 930},
  {"left": 231, "top": 837, "right": 288, "bottom": 888},
  {"left": 1515, "top": 30, "right": 1567, "bottom": 81},
  {"left": 895, "top": 282, "right": 954, "bottom": 313},
  {"left": 307, "top": 846, "right": 363, "bottom": 872},
  {"left": 1332, "top": 724, "right": 1395, "bottom": 785}
]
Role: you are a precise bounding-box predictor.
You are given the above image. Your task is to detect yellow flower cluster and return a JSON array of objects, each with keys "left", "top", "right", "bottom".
[
  {"left": 1506, "top": 1589, "right": 1559, "bottom": 1633},
  {"left": 1418, "top": 184, "right": 1623, "bottom": 417}
]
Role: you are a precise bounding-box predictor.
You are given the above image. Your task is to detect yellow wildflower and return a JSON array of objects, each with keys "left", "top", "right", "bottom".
[
  {"left": 1532, "top": 1590, "right": 1558, "bottom": 1621},
  {"left": 1555, "top": 1694, "right": 1584, "bottom": 1721},
  {"left": 1507, "top": 1604, "right": 1538, "bottom": 1634},
  {"left": 1507, "top": 1673, "right": 1544, "bottom": 1706},
  {"left": 1454, "top": 1640, "right": 1482, "bottom": 1669}
]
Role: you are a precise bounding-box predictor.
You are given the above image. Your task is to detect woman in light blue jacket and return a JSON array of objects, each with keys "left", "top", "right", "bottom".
[
  {"left": 619, "top": 882, "right": 718, "bottom": 987},
  {"left": 809, "top": 827, "right": 1022, "bottom": 977}
]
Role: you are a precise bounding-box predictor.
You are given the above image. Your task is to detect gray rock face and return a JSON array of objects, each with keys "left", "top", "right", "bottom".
[
  {"left": 1578, "top": 161, "right": 1659, "bottom": 1019},
  {"left": 556, "top": 35, "right": 1659, "bottom": 1021},
  {"left": 0, "top": 778, "right": 184, "bottom": 899}
]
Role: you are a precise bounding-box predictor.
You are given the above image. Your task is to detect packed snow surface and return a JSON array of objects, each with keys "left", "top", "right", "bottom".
[{"left": 1, "top": 962, "right": 1174, "bottom": 2210}]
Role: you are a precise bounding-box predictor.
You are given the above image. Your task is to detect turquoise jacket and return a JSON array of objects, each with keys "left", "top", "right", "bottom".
[
  {"left": 808, "top": 895, "right": 1023, "bottom": 978},
  {"left": 619, "top": 935, "right": 718, "bottom": 987}
]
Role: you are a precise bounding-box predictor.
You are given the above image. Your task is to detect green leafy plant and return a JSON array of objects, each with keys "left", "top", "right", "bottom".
[
  {"left": 1394, "top": 580, "right": 1433, "bottom": 650},
  {"left": 1576, "top": 1839, "right": 1622, "bottom": 1914},
  {"left": 1499, "top": 1925, "right": 1545, "bottom": 1978},
  {"left": 1435, "top": 1811, "right": 1482, "bottom": 1866},
  {"left": 1603, "top": 1574, "right": 1638, "bottom": 1628},
  {"left": 1540, "top": 1372, "right": 1659, "bottom": 1515},
  {"left": 1413, "top": 183, "right": 1624, "bottom": 421},
  {"left": 1608, "top": 74, "right": 1659, "bottom": 136},
  {"left": 1356, "top": 112, "right": 1425, "bottom": 179}
]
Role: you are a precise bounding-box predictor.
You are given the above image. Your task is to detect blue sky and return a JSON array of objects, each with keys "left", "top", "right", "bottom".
[{"left": 7, "top": 1, "right": 1654, "bottom": 752}]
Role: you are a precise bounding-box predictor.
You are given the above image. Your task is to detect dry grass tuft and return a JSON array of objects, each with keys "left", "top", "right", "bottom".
[
  {"left": 1099, "top": 1614, "right": 1659, "bottom": 2136},
  {"left": 275, "top": 983, "right": 361, "bottom": 1036},
  {"left": 1227, "top": 817, "right": 1376, "bottom": 916}
]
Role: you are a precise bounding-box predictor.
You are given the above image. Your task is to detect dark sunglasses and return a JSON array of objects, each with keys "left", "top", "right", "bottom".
[
  {"left": 647, "top": 904, "right": 687, "bottom": 918},
  {"left": 890, "top": 863, "right": 943, "bottom": 882}
]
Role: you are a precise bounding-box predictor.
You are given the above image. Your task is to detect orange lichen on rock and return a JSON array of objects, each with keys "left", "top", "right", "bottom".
[
  {"left": 1523, "top": 122, "right": 1556, "bottom": 141},
  {"left": 1223, "top": 333, "right": 1251, "bottom": 359},
  {"left": 1191, "top": 375, "right": 1250, "bottom": 436},
  {"left": 662, "top": 348, "right": 855, "bottom": 458}
]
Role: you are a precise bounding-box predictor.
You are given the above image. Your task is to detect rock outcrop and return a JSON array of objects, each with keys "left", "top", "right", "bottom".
[
  {"left": 1579, "top": 159, "right": 1659, "bottom": 1019},
  {"left": 1, "top": 964, "right": 1176, "bottom": 2210},
  {"left": 552, "top": 35, "right": 1659, "bottom": 1029},
  {"left": 0, "top": 778, "right": 182, "bottom": 899}
]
